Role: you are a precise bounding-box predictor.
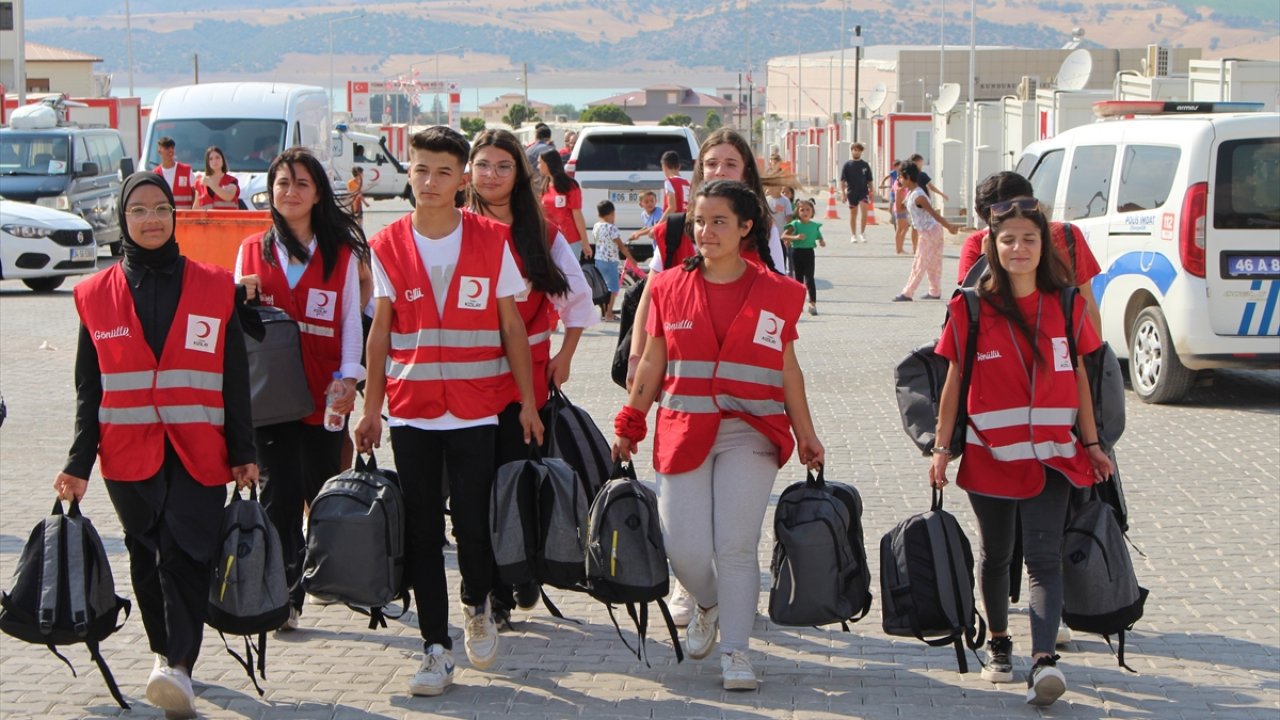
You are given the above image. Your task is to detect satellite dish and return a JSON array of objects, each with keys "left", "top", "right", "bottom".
[
  {"left": 1056, "top": 49, "right": 1093, "bottom": 91},
  {"left": 865, "top": 82, "right": 888, "bottom": 112},
  {"left": 934, "top": 83, "right": 961, "bottom": 113}
]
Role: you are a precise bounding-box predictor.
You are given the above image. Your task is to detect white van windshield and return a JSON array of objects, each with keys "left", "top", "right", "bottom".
[
  {"left": 146, "top": 119, "right": 287, "bottom": 174},
  {"left": 1215, "top": 138, "right": 1280, "bottom": 229},
  {"left": 0, "top": 133, "right": 71, "bottom": 176},
  {"left": 575, "top": 134, "right": 694, "bottom": 173}
]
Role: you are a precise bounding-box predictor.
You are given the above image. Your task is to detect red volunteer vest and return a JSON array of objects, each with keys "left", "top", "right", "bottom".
[
  {"left": 73, "top": 261, "right": 235, "bottom": 486},
  {"left": 239, "top": 232, "right": 351, "bottom": 425},
  {"left": 156, "top": 162, "right": 195, "bottom": 206},
  {"left": 505, "top": 225, "right": 557, "bottom": 408},
  {"left": 196, "top": 175, "right": 240, "bottom": 209},
  {"left": 371, "top": 213, "right": 516, "bottom": 420},
  {"left": 649, "top": 262, "right": 806, "bottom": 475},
  {"left": 948, "top": 290, "right": 1097, "bottom": 498},
  {"left": 665, "top": 176, "right": 691, "bottom": 212}
]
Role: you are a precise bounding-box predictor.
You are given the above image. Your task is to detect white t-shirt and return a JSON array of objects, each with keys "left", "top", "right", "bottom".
[
  {"left": 592, "top": 221, "right": 622, "bottom": 263},
  {"left": 159, "top": 164, "right": 194, "bottom": 200},
  {"left": 370, "top": 218, "right": 525, "bottom": 430},
  {"left": 649, "top": 224, "right": 785, "bottom": 273}
]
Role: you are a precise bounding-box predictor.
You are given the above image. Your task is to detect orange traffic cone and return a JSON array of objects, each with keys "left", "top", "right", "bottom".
[
  {"left": 865, "top": 197, "right": 878, "bottom": 225},
  {"left": 825, "top": 182, "right": 840, "bottom": 220}
]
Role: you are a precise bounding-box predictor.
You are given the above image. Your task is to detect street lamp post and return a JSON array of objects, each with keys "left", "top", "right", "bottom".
[
  {"left": 433, "top": 46, "right": 463, "bottom": 125},
  {"left": 328, "top": 11, "right": 365, "bottom": 128}
]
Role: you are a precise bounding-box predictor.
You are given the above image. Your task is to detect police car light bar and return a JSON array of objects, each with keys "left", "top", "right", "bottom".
[{"left": 1093, "top": 100, "right": 1267, "bottom": 118}]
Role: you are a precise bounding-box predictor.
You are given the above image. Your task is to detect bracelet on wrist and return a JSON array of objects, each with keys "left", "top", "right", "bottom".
[
  {"left": 930, "top": 446, "right": 953, "bottom": 456},
  {"left": 1082, "top": 441, "right": 1101, "bottom": 449}
]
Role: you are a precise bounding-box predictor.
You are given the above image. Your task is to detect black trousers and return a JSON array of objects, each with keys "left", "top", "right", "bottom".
[
  {"left": 390, "top": 424, "right": 497, "bottom": 650},
  {"left": 255, "top": 419, "right": 344, "bottom": 610},
  {"left": 792, "top": 247, "right": 817, "bottom": 302},
  {"left": 104, "top": 448, "right": 226, "bottom": 672}
]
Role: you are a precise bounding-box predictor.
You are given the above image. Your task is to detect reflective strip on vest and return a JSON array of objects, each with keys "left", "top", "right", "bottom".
[
  {"left": 966, "top": 429, "right": 1080, "bottom": 463},
  {"left": 715, "top": 395, "right": 786, "bottom": 416},
  {"left": 386, "top": 357, "right": 511, "bottom": 382},
  {"left": 101, "top": 370, "right": 156, "bottom": 391},
  {"left": 99, "top": 404, "right": 225, "bottom": 426},
  {"left": 716, "top": 361, "right": 784, "bottom": 387},
  {"left": 528, "top": 328, "right": 553, "bottom": 346},
  {"left": 968, "top": 406, "right": 1078, "bottom": 431},
  {"left": 98, "top": 406, "right": 160, "bottom": 425},
  {"left": 667, "top": 359, "right": 715, "bottom": 378},
  {"left": 299, "top": 322, "right": 335, "bottom": 338},
  {"left": 390, "top": 328, "right": 503, "bottom": 351},
  {"left": 155, "top": 369, "right": 223, "bottom": 392},
  {"left": 659, "top": 393, "right": 719, "bottom": 414}
]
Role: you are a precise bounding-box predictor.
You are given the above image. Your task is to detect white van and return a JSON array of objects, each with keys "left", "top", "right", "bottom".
[
  {"left": 142, "top": 82, "right": 330, "bottom": 209},
  {"left": 330, "top": 125, "right": 411, "bottom": 201},
  {"left": 1015, "top": 102, "right": 1280, "bottom": 403}
]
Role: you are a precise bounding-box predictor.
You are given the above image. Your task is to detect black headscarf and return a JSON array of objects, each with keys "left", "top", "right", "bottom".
[{"left": 118, "top": 172, "right": 181, "bottom": 271}]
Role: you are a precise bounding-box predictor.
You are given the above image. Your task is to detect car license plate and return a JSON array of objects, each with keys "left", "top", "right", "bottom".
[
  {"left": 1222, "top": 252, "right": 1280, "bottom": 280},
  {"left": 71, "top": 245, "right": 96, "bottom": 262},
  {"left": 609, "top": 190, "right": 641, "bottom": 204}
]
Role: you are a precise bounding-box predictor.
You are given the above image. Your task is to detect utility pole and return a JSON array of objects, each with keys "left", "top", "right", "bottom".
[
  {"left": 124, "top": 0, "right": 135, "bottom": 96},
  {"left": 522, "top": 63, "right": 529, "bottom": 111},
  {"left": 839, "top": 0, "right": 846, "bottom": 123},
  {"left": 14, "top": 0, "right": 25, "bottom": 105},
  {"left": 853, "top": 25, "right": 862, "bottom": 142},
  {"left": 193, "top": 54, "right": 199, "bottom": 85}
]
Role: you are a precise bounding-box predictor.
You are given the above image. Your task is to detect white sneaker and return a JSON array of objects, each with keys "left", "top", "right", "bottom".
[
  {"left": 721, "top": 650, "right": 758, "bottom": 691},
  {"left": 146, "top": 663, "right": 196, "bottom": 720},
  {"left": 277, "top": 606, "right": 300, "bottom": 632},
  {"left": 859, "top": 234, "right": 868, "bottom": 243},
  {"left": 685, "top": 604, "right": 719, "bottom": 660},
  {"left": 668, "top": 583, "right": 694, "bottom": 627},
  {"left": 409, "top": 644, "right": 455, "bottom": 696},
  {"left": 1026, "top": 655, "right": 1067, "bottom": 706},
  {"left": 1056, "top": 621, "right": 1072, "bottom": 646},
  {"left": 462, "top": 600, "right": 499, "bottom": 670}
]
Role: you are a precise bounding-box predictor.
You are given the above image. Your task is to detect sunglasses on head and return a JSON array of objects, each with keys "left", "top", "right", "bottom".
[{"left": 989, "top": 197, "right": 1041, "bottom": 216}]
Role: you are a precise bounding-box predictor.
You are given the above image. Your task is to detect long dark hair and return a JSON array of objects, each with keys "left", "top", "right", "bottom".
[
  {"left": 978, "top": 200, "right": 1070, "bottom": 364},
  {"left": 682, "top": 180, "right": 769, "bottom": 272},
  {"left": 540, "top": 148, "right": 577, "bottom": 195},
  {"left": 264, "top": 147, "right": 368, "bottom": 281},
  {"left": 466, "top": 130, "right": 570, "bottom": 296},
  {"left": 689, "top": 128, "right": 777, "bottom": 273},
  {"left": 203, "top": 146, "right": 229, "bottom": 175}
]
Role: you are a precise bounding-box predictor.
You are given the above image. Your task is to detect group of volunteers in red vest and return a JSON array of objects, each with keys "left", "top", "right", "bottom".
[
  {"left": 152, "top": 137, "right": 242, "bottom": 210},
  {"left": 51, "top": 117, "right": 1113, "bottom": 712}
]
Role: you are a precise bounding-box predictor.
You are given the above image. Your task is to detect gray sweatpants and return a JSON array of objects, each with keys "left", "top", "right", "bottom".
[
  {"left": 657, "top": 419, "right": 780, "bottom": 654},
  {"left": 967, "top": 470, "right": 1072, "bottom": 656}
]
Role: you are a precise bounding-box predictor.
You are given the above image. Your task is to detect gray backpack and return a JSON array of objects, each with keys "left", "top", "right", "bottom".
[
  {"left": 769, "top": 466, "right": 871, "bottom": 629},
  {"left": 583, "top": 463, "right": 683, "bottom": 665},
  {"left": 1061, "top": 495, "right": 1148, "bottom": 672},
  {"left": 207, "top": 487, "right": 289, "bottom": 695},
  {"left": 245, "top": 304, "right": 314, "bottom": 427},
  {"left": 490, "top": 445, "right": 589, "bottom": 592}
]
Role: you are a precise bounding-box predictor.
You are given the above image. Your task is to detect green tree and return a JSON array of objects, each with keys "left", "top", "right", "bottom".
[
  {"left": 551, "top": 103, "right": 580, "bottom": 120},
  {"left": 461, "top": 117, "right": 486, "bottom": 140},
  {"left": 704, "top": 110, "right": 722, "bottom": 132},
  {"left": 579, "top": 104, "right": 634, "bottom": 125},
  {"left": 503, "top": 103, "right": 539, "bottom": 129},
  {"left": 658, "top": 113, "right": 693, "bottom": 127}
]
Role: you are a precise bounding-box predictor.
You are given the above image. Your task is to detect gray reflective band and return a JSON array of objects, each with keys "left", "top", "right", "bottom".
[
  {"left": 966, "top": 429, "right": 1079, "bottom": 462},
  {"left": 298, "top": 322, "right": 335, "bottom": 338},
  {"left": 158, "top": 405, "right": 225, "bottom": 425},
  {"left": 156, "top": 369, "right": 223, "bottom": 392},
  {"left": 968, "top": 406, "right": 1078, "bottom": 431},
  {"left": 101, "top": 370, "right": 156, "bottom": 391},
  {"left": 390, "top": 328, "right": 502, "bottom": 351},
  {"left": 527, "top": 329, "right": 553, "bottom": 346},
  {"left": 715, "top": 395, "right": 786, "bottom": 416},
  {"left": 667, "top": 360, "right": 716, "bottom": 379},
  {"left": 716, "top": 361, "right": 783, "bottom": 387},
  {"left": 659, "top": 393, "right": 719, "bottom": 414},
  {"left": 39, "top": 518, "right": 61, "bottom": 635},
  {"left": 99, "top": 406, "right": 160, "bottom": 425},
  {"left": 386, "top": 357, "right": 511, "bottom": 382}
]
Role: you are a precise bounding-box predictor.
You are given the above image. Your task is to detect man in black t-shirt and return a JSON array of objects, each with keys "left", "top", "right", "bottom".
[{"left": 839, "top": 143, "right": 874, "bottom": 242}]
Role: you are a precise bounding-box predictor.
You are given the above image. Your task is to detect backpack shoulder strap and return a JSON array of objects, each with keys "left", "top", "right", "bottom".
[
  {"left": 1060, "top": 286, "right": 1080, "bottom": 370},
  {"left": 663, "top": 213, "right": 686, "bottom": 267},
  {"left": 87, "top": 640, "right": 131, "bottom": 709},
  {"left": 949, "top": 288, "right": 982, "bottom": 453},
  {"left": 63, "top": 518, "right": 89, "bottom": 638},
  {"left": 960, "top": 254, "right": 989, "bottom": 289},
  {"left": 39, "top": 516, "right": 62, "bottom": 636}
]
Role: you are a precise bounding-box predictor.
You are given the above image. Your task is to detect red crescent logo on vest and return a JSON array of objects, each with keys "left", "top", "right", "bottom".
[
  {"left": 765, "top": 318, "right": 780, "bottom": 335},
  {"left": 466, "top": 279, "right": 484, "bottom": 299},
  {"left": 317, "top": 292, "right": 331, "bottom": 307},
  {"left": 195, "top": 320, "right": 212, "bottom": 339}
]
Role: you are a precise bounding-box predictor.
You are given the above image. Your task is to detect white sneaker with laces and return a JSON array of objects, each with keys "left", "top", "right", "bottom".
[
  {"left": 146, "top": 663, "right": 196, "bottom": 720},
  {"left": 1026, "top": 655, "right": 1067, "bottom": 706},
  {"left": 277, "top": 606, "right": 300, "bottom": 632},
  {"left": 721, "top": 650, "right": 758, "bottom": 690},
  {"left": 685, "top": 604, "right": 719, "bottom": 660},
  {"left": 1056, "top": 621, "right": 1072, "bottom": 646},
  {"left": 409, "top": 644, "right": 455, "bottom": 696},
  {"left": 668, "top": 583, "right": 694, "bottom": 627},
  {"left": 463, "top": 600, "right": 499, "bottom": 670}
]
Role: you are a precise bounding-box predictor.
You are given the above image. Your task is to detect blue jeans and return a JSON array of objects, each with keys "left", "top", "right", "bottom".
[{"left": 594, "top": 258, "right": 620, "bottom": 293}]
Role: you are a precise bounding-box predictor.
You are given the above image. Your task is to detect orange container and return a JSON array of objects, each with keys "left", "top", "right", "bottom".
[{"left": 175, "top": 209, "right": 271, "bottom": 272}]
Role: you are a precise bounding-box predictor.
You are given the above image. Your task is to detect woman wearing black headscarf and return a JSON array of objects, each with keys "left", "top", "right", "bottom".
[{"left": 53, "top": 172, "right": 257, "bottom": 720}]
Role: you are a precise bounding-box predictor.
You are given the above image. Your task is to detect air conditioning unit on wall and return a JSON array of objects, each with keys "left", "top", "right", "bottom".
[
  {"left": 1018, "top": 76, "right": 1039, "bottom": 101},
  {"left": 1146, "top": 45, "right": 1170, "bottom": 77}
]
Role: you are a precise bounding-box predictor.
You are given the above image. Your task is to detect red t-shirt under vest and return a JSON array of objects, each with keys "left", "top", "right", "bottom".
[
  {"left": 239, "top": 232, "right": 351, "bottom": 425},
  {"left": 645, "top": 262, "right": 806, "bottom": 474},
  {"left": 73, "top": 260, "right": 236, "bottom": 486},
  {"left": 370, "top": 213, "right": 516, "bottom": 420}
]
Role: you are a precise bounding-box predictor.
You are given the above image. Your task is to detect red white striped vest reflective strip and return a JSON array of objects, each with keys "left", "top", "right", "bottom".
[{"left": 155, "top": 162, "right": 195, "bottom": 205}]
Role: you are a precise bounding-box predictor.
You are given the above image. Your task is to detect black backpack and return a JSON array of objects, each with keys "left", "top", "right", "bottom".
[
  {"left": 207, "top": 487, "right": 290, "bottom": 695},
  {"left": 541, "top": 385, "right": 611, "bottom": 502},
  {"left": 302, "top": 454, "right": 409, "bottom": 629},
  {"left": 245, "top": 304, "right": 314, "bottom": 427},
  {"left": 0, "top": 500, "right": 132, "bottom": 709},
  {"left": 579, "top": 257, "right": 611, "bottom": 307},
  {"left": 880, "top": 490, "right": 986, "bottom": 673},
  {"left": 583, "top": 462, "right": 683, "bottom": 666},
  {"left": 489, "top": 444, "right": 589, "bottom": 593},
  {"left": 769, "top": 466, "right": 872, "bottom": 630},
  {"left": 893, "top": 288, "right": 981, "bottom": 457},
  {"left": 611, "top": 214, "right": 686, "bottom": 389}
]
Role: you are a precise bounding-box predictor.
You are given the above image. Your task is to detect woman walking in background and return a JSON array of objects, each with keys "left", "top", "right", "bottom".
[
  {"left": 893, "top": 162, "right": 956, "bottom": 302},
  {"left": 538, "top": 149, "right": 590, "bottom": 259}
]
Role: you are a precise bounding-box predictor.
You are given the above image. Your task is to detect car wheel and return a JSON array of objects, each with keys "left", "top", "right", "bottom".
[
  {"left": 23, "top": 276, "right": 65, "bottom": 293},
  {"left": 109, "top": 241, "right": 123, "bottom": 256},
  {"left": 1128, "top": 305, "right": 1196, "bottom": 404}
]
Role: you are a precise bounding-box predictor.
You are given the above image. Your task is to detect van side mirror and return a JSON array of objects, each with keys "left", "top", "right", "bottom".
[
  {"left": 119, "top": 158, "right": 135, "bottom": 176},
  {"left": 376, "top": 155, "right": 386, "bottom": 165},
  {"left": 74, "top": 162, "right": 99, "bottom": 178}
]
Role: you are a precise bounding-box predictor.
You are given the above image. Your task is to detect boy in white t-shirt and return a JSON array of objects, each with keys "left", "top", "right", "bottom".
[{"left": 356, "top": 127, "right": 543, "bottom": 697}]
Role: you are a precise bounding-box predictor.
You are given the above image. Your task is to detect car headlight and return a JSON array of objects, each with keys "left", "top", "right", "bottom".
[
  {"left": 34, "top": 195, "right": 72, "bottom": 211},
  {"left": 251, "top": 191, "right": 270, "bottom": 209},
  {"left": 2, "top": 224, "right": 55, "bottom": 239}
]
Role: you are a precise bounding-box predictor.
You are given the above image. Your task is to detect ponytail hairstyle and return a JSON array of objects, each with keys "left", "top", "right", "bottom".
[
  {"left": 539, "top": 148, "right": 577, "bottom": 195},
  {"left": 264, "top": 147, "right": 368, "bottom": 281},
  {"left": 465, "top": 129, "right": 569, "bottom": 296},
  {"left": 689, "top": 128, "right": 778, "bottom": 273},
  {"left": 978, "top": 199, "right": 1070, "bottom": 365},
  {"left": 682, "top": 179, "right": 769, "bottom": 272}
]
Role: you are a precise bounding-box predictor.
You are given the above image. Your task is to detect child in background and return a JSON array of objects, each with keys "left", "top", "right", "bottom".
[
  {"left": 765, "top": 183, "right": 794, "bottom": 275},
  {"left": 593, "top": 200, "right": 633, "bottom": 321},
  {"left": 782, "top": 198, "right": 825, "bottom": 316},
  {"left": 893, "top": 162, "right": 957, "bottom": 302},
  {"left": 893, "top": 165, "right": 913, "bottom": 255},
  {"left": 659, "top": 150, "right": 691, "bottom": 220},
  {"left": 629, "top": 191, "right": 664, "bottom": 243}
]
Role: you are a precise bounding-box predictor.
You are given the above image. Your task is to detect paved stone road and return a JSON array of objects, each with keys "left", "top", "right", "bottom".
[{"left": 2, "top": 202, "right": 1277, "bottom": 719}]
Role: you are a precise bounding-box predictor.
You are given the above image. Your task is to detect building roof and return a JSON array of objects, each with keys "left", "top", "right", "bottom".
[
  {"left": 587, "top": 85, "right": 734, "bottom": 109},
  {"left": 25, "top": 42, "right": 103, "bottom": 63},
  {"left": 478, "top": 93, "right": 552, "bottom": 111}
]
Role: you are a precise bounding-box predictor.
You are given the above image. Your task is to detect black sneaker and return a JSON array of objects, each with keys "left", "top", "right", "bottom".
[
  {"left": 1026, "top": 654, "right": 1066, "bottom": 706},
  {"left": 981, "top": 636, "right": 1014, "bottom": 683},
  {"left": 515, "top": 581, "right": 541, "bottom": 610}
]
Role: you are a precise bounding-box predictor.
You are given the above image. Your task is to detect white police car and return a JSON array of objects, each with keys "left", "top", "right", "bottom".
[
  {"left": 0, "top": 197, "right": 98, "bottom": 292},
  {"left": 1016, "top": 101, "right": 1280, "bottom": 403}
]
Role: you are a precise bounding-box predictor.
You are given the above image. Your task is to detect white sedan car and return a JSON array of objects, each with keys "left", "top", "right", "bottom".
[{"left": 0, "top": 197, "right": 98, "bottom": 292}]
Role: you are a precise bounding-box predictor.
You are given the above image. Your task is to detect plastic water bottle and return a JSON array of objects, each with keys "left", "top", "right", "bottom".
[{"left": 323, "top": 372, "right": 346, "bottom": 432}]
